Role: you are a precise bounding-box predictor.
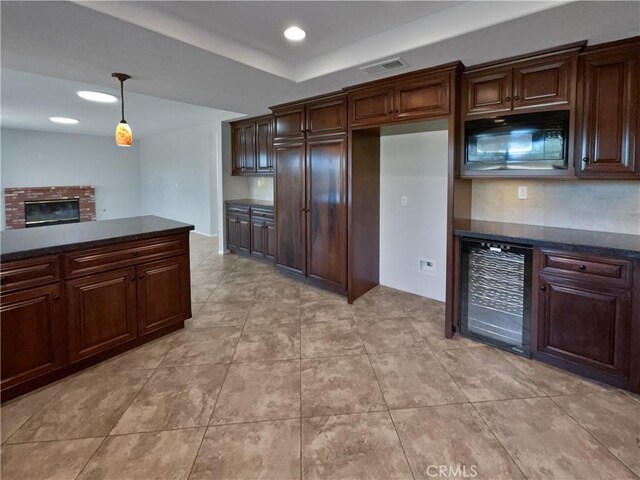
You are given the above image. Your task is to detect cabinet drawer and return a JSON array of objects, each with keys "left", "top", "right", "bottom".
[
  {"left": 0, "top": 255, "right": 60, "bottom": 292},
  {"left": 65, "top": 235, "right": 188, "bottom": 278},
  {"left": 540, "top": 250, "right": 631, "bottom": 287},
  {"left": 251, "top": 208, "right": 274, "bottom": 220},
  {"left": 226, "top": 205, "right": 251, "bottom": 216}
]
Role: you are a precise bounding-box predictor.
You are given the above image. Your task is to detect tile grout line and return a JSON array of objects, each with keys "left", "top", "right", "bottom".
[
  {"left": 187, "top": 259, "right": 253, "bottom": 479},
  {"left": 469, "top": 401, "right": 530, "bottom": 480},
  {"left": 362, "top": 333, "right": 416, "bottom": 480},
  {"left": 547, "top": 394, "right": 640, "bottom": 478}
]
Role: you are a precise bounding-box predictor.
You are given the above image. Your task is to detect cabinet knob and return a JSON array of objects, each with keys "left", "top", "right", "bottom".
[
  {"left": 132, "top": 251, "right": 139, "bottom": 256},
  {"left": 394, "top": 109, "right": 399, "bottom": 113},
  {"left": 138, "top": 275, "right": 145, "bottom": 280},
  {"left": 582, "top": 157, "right": 590, "bottom": 163},
  {"left": 513, "top": 95, "right": 520, "bottom": 101},
  {"left": 540, "top": 285, "right": 546, "bottom": 291},
  {"left": 388, "top": 110, "right": 393, "bottom": 114},
  {"left": 300, "top": 207, "right": 306, "bottom": 212},
  {"left": 130, "top": 275, "right": 136, "bottom": 282},
  {"left": 578, "top": 265, "right": 586, "bottom": 271},
  {"left": 505, "top": 96, "right": 511, "bottom": 102},
  {"left": 52, "top": 294, "right": 60, "bottom": 301}
]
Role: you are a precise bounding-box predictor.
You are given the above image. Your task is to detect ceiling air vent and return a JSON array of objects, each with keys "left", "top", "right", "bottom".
[{"left": 360, "top": 57, "right": 409, "bottom": 76}]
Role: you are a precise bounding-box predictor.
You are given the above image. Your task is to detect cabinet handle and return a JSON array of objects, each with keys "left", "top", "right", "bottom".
[
  {"left": 505, "top": 96, "right": 511, "bottom": 102},
  {"left": 130, "top": 275, "right": 136, "bottom": 282},
  {"left": 52, "top": 294, "right": 60, "bottom": 301},
  {"left": 394, "top": 109, "right": 399, "bottom": 113},
  {"left": 540, "top": 285, "right": 546, "bottom": 291},
  {"left": 300, "top": 207, "right": 306, "bottom": 212},
  {"left": 513, "top": 95, "right": 520, "bottom": 101},
  {"left": 138, "top": 275, "right": 145, "bottom": 280},
  {"left": 582, "top": 157, "right": 590, "bottom": 163},
  {"left": 578, "top": 265, "right": 586, "bottom": 271},
  {"left": 388, "top": 109, "right": 393, "bottom": 114}
]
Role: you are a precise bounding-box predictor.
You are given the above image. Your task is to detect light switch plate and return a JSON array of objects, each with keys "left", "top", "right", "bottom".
[{"left": 401, "top": 195, "right": 408, "bottom": 207}]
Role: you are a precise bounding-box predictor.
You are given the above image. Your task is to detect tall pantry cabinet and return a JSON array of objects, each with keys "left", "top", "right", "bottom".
[{"left": 271, "top": 94, "right": 348, "bottom": 292}]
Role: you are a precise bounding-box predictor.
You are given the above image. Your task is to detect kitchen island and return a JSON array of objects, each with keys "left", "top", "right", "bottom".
[{"left": 0, "top": 216, "right": 194, "bottom": 401}]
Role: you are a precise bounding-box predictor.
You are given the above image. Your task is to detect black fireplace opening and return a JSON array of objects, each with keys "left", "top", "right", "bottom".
[{"left": 24, "top": 198, "right": 81, "bottom": 228}]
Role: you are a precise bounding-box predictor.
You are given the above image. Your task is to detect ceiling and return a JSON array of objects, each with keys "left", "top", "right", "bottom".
[
  {"left": 2, "top": 1, "right": 639, "bottom": 119},
  {"left": 1, "top": 69, "right": 242, "bottom": 137}
]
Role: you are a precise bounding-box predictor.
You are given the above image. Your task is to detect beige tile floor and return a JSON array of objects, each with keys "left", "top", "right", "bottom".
[{"left": 1, "top": 233, "right": 639, "bottom": 480}]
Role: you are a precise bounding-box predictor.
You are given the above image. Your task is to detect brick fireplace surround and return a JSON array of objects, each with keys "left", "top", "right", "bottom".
[{"left": 4, "top": 186, "right": 96, "bottom": 229}]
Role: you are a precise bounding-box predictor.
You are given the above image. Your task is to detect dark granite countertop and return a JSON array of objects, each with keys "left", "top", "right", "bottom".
[
  {"left": 454, "top": 219, "right": 640, "bottom": 259},
  {"left": 225, "top": 198, "right": 273, "bottom": 209},
  {"left": 1, "top": 215, "right": 194, "bottom": 262}
]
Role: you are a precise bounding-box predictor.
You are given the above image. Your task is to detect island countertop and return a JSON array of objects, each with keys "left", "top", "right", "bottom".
[
  {"left": 1, "top": 215, "right": 194, "bottom": 262},
  {"left": 454, "top": 218, "right": 640, "bottom": 259}
]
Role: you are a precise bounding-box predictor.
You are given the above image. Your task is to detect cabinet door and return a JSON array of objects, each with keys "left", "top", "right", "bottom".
[
  {"left": 275, "top": 141, "right": 306, "bottom": 274},
  {"left": 265, "top": 220, "right": 276, "bottom": 260},
  {"left": 463, "top": 67, "right": 513, "bottom": 116},
  {"left": 242, "top": 123, "right": 256, "bottom": 173},
  {"left": 226, "top": 214, "right": 240, "bottom": 251},
  {"left": 306, "top": 97, "right": 346, "bottom": 137},
  {"left": 306, "top": 136, "right": 347, "bottom": 290},
  {"left": 576, "top": 46, "right": 639, "bottom": 178},
  {"left": 538, "top": 274, "right": 631, "bottom": 379},
  {"left": 512, "top": 54, "right": 574, "bottom": 110},
  {"left": 1, "top": 283, "right": 66, "bottom": 390},
  {"left": 273, "top": 106, "right": 305, "bottom": 141},
  {"left": 348, "top": 86, "right": 394, "bottom": 127},
  {"left": 250, "top": 217, "right": 266, "bottom": 257},
  {"left": 394, "top": 73, "right": 449, "bottom": 121},
  {"left": 256, "top": 117, "right": 273, "bottom": 173},
  {"left": 67, "top": 268, "right": 137, "bottom": 362},
  {"left": 231, "top": 125, "right": 244, "bottom": 175},
  {"left": 137, "top": 256, "right": 190, "bottom": 336},
  {"left": 238, "top": 215, "right": 251, "bottom": 253}
]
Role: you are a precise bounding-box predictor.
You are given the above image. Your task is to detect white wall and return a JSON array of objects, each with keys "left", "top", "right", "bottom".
[
  {"left": 472, "top": 180, "right": 640, "bottom": 235},
  {"left": 380, "top": 130, "right": 449, "bottom": 301},
  {"left": 139, "top": 123, "right": 220, "bottom": 236},
  {"left": 0, "top": 128, "right": 140, "bottom": 229}
]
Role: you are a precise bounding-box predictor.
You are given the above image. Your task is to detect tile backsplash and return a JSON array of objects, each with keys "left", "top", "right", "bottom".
[
  {"left": 471, "top": 180, "right": 640, "bottom": 235},
  {"left": 247, "top": 176, "right": 274, "bottom": 202}
]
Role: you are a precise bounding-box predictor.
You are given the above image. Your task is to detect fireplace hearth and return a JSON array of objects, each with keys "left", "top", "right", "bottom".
[{"left": 25, "top": 198, "right": 81, "bottom": 228}]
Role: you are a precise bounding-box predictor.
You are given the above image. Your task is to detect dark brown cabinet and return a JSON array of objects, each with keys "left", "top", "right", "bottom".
[
  {"left": 1, "top": 232, "right": 192, "bottom": 400},
  {"left": 535, "top": 249, "right": 636, "bottom": 390},
  {"left": 226, "top": 206, "right": 251, "bottom": 253},
  {"left": 348, "top": 72, "right": 450, "bottom": 127},
  {"left": 225, "top": 202, "right": 275, "bottom": 263},
  {"left": 1, "top": 283, "right": 66, "bottom": 391},
  {"left": 231, "top": 116, "right": 273, "bottom": 175},
  {"left": 67, "top": 268, "right": 138, "bottom": 362},
  {"left": 463, "top": 52, "right": 578, "bottom": 117},
  {"left": 575, "top": 39, "right": 640, "bottom": 178},
  {"left": 273, "top": 106, "right": 305, "bottom": 141},
  {"left": 274, "top": 141, "right": 306, "bottom": 274},
  {"left": 272, "top": 95, "right": 348, "bottom": 292}
]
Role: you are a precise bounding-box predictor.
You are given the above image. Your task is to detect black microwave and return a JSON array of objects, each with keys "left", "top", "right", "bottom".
[{"left": 464, "top": 111, "right": 569, "bottom": 172}]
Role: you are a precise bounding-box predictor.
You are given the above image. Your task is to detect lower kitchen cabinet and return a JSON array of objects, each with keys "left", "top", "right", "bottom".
[
  {"left": 67, "top": 267, "right": 138, "bottom": 362},
  {"left": 0, "top": 283, "right": 66, "bottom": 390},
  {"left": 251, "top": 217, "right": 275, "bottom": 260},
  {"left": 534, "top": 249, "right": 637, "bottom": 391},
  {"left": 225, "top": 201, "right": 275, "bottom": 264}
]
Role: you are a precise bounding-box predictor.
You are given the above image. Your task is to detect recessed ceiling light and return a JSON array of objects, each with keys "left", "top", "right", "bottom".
[
  {"left": 284, "top": 26, "right": 306, "bottom": 41},
  {"left": 49, "top": 117, "right": 79, "bottom": 125},
  {"left": 77, "top": 90, "right": 118, "bottom": 103}
]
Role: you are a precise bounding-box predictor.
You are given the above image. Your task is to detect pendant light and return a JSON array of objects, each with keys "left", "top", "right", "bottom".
[{"left": 112, "top": 73, "right": 132, "bottom": 147}]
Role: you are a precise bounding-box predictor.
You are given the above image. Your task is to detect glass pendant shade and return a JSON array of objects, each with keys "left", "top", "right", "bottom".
[{"left": 115, "top": 121, "right": 132, "bottom": 147}]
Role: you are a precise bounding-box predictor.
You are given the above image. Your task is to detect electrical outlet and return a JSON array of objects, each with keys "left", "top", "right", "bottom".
[
  {"left": 419, "top": 258, "right": 436, "bottom": 275},
  {"left": 517, "top": 186, "right": 528, "bottom": 200},
  {"left": 401, "top": 195, "right": 408, "bottom": 207}
]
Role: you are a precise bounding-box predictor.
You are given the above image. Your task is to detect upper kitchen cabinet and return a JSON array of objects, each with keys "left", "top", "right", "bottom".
[
  {"left": 306, "top": 95, "right": 347, "bottom": 138},
  {"left": 273, "top": 105, "right": 305, "bottom": 142},
  {"left": 463, "top": 43, "right": 583, "bottom": 117},
  {"left": 347, "top": 65, "right": 458, "bottom": 127},
  {"left": 575, "top": 37, "right": 640, "bottom": 179},
  {"left": 231, "top": 115, "right": 273, "bottom": 175}
]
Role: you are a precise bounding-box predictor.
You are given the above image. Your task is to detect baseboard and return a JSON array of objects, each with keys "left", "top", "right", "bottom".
[{"left": 192, "top": 231, "right": 219, "bottom": 237}]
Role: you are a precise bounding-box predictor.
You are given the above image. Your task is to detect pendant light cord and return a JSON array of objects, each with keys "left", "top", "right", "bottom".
[{"left": 120, "top": 79, "right": 125, "bottom": 123}]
